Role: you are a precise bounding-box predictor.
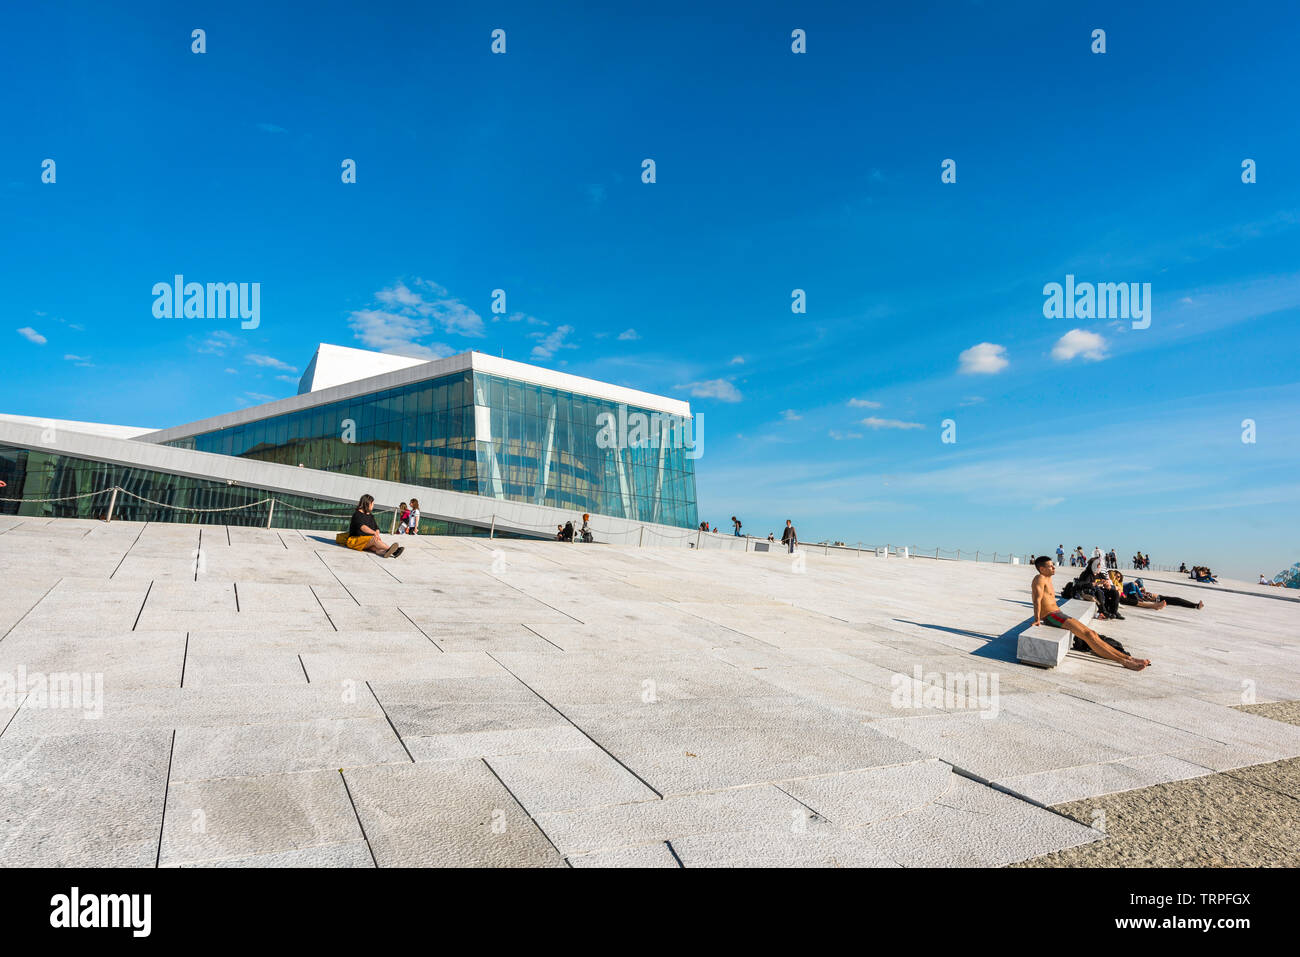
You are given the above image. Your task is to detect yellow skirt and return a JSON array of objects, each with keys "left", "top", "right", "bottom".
[{"left": 345, "top": 535, "right": 373, "bottom": 551}]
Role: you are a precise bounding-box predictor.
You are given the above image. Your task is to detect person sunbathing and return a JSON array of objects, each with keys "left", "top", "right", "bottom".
[
  {"left": 1031, "top": 556, "right": 1150, "bottom": 671},
  {"left": 1128, "top": 578, "right": 1203, "bottom": 609}
]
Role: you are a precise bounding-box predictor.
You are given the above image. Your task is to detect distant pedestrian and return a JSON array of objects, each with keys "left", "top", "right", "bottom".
[
  {"left": 406, "top": 498, "right": 420, "bottom": 535},
  {"left": 397, "top": 502, "right": 410, "bottom": 534},
  {"left": 732, "top": 516, "right": 742, "bottom": 537},
  {"left": 1056, "top": 544, "right": 1065, "bottom": 565},
  {"left": 782, "top": 519, "right": 798, "bottom": 554}
]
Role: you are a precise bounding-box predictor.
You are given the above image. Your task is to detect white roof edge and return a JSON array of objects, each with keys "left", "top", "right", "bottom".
[
  {"left": 140, "top": 348, "right": 691, "bottom": 444},
  {"left": 469, "top": 353, "right": 692, "bottom": 418},
  {"left": 0, "top": 413, "right": 156, "bottom": 439}
]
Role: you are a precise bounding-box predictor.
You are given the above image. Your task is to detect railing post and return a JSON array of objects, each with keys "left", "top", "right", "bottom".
[
  {"left": 105, "top": 486, "right": 119, "bottom": 522},
  {"left": 266, "top": 498, "right": 275, "bottom": 529},
  {"left": 936, "top": 547, "right": 939, "bottom": 559},
  {"left": 490, "top": 514, "right": 496, "bottom": 539},
  {"left": 696, "top": 528, "right": 701, "bottom": 549},
  {"left": 976, "top": 550, "right": 980, "bottom": 562},
  {"left": 957, "top": 549, "right": 960, "bottom": 560},
  {"left": 639, "top": 525, "right": 645, "bottom": 547}
]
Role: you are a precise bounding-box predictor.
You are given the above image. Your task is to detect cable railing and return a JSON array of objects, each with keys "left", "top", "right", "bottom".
[
  {"left": 0, "top": 485, "right": 696, "bottom": 544},
  {"left": 0, "top": 487, "right": 1193, "bottom": 567}
]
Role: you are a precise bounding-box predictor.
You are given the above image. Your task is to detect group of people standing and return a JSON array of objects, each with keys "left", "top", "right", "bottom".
[{"left": 1056, "top": 545, "right": 1149, "bottom": 570}]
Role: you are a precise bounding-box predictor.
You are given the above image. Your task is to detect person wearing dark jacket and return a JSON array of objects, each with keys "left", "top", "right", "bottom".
[
  {"left": 781, "top": 519, "right": 797, "bottom": 554},
  {"left": 344, "top": 494, "right": 402, "bottom": 558}
]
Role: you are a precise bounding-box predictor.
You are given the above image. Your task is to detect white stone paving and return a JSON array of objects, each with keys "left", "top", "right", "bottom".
[{"left": 1, "top": 515, "right": 1297, "bottom": 866}]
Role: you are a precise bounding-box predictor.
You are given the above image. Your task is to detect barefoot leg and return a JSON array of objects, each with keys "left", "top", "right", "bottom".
[{"left": 1064, "top": 619, "right": 1150, "bottom": 670}]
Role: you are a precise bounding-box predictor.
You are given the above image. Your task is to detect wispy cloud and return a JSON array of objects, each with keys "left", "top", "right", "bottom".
[
  {"left": 847, "top": 398, "right": 882, "bottom": 409},
  {"left": 780, "top": 409, "right": 802, "bottom": 421},
  {"left": 246, "top": 354, "right": 297, "bottom": 372},
  {"left": 530, "top": 324, "right": 576, "bottom": 359},
  {"left": 958, "top": 342, "right": 1008, "bottom": 374},
  {"left": 861, "top": 416, "right": 925, "bottom": 430},
  {"left": 17, "top": 327, "right": 46, "bottom": 344},
  {"left": 348, "top": 279, "right": 483, "bottom": 358},
  {"left": 257, "top": 122, "right": 287, "bottom": 134},
  {"left": 617, "top": 328, "right": 640, "bottom": 341},
  {"left": 678, "top": 379, "right": 742, "bottom": 402},
  {"left": 197, "top": 330, "right": 237, "bottom": 355}
]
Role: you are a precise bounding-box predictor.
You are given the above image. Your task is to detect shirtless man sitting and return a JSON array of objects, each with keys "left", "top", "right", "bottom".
[{"left": 1031, "top": 556, "right": 1150, "bottom": 671}]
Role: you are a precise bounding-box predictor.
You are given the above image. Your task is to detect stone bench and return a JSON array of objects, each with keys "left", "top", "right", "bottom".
[{"left": 1015, "top": 598, "right": 1097, "bottom": 668}]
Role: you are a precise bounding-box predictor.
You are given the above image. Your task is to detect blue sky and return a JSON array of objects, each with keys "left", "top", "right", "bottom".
[{"left": 4, "top": 0, "right": 1299, "bottom": 578}]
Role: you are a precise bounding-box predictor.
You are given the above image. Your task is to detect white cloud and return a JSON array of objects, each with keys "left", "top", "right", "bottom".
[
  {"left": 530, "top": 324, "right": 576, "bottom": 359},
  {"left": 197, "top": 330, "right": 237, "bottom": 355},
  {"left": 348, "top": 279, "right": 485, "bottom": 356},
  {"left": 729, "top": 356, "right": 745, "bottom": 365},
  {"left": 677, "top": 379, "right": 743, "bottom": 403},
  {"left": 1051, "top": 328, "right": 1109, "bottom": 362},
  {"left": 959, "top": 396, "right": 985, "bottom": 406},
  {"left": 275, "top": 374, "right": 298, "bottom": 383},
  {"left": 63, "top": 353, "right": 87, "bottom": 361},
  {"left": 847, "top": 398, "right": 881, "bottom": 409},
  {"left": 958, "top": 342, "right": 1009, "bottom": 374},
  {"left": 348, "top": 309, "right": 454, "bottom": 360},
  {"left": 505, "top": 312, "right": 547, "bottom": 327},
  {"left": 17, "top": 327, "right": 46, "bottom": 344},
  {"left": 617, "top": 328, "right": 640, "bottom": 341},
  {"left": 861, "top": 416, "right": 925, "bottom": 430},
  {"left": 780, "top": 409, "right": 801, "bottom": 421},
  {"left": 246, "top": 354, "right": 297, "bottom": 372},
  {"left": 829, "top": 430, "right": 864, "bottom": 440}
]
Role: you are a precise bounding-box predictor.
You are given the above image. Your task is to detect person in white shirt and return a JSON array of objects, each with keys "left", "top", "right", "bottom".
[{"left": 406, "top": 498, "right": 420, "bottom": 535}]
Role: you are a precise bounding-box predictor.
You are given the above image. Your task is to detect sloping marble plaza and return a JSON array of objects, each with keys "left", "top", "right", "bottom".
[{"left": 2, "top": 516, "right": 1297, "bottom": 867}]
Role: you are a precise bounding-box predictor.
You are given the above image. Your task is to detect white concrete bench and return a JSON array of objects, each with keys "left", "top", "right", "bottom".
[{"left": 1015, "top": 598, "right": 1097, "bottom": 668}]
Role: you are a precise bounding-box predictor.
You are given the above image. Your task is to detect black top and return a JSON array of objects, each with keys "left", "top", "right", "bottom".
[{"left": 349, "top": 509, "right": 376, "bottom": 537}]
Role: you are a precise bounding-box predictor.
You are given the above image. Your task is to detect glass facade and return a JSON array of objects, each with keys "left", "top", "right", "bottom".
[
  {"left": 472, "top": 373, "right": 697, "bottom": 526},
  {"left": 158, "top": 368, "right": 699, "bottom": 528},
  {"left": 165, "top": 371, "right": 479, "bottom": 493},
  {"left": 0, "top": 444, "right": 514, "bottom": 537}
]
